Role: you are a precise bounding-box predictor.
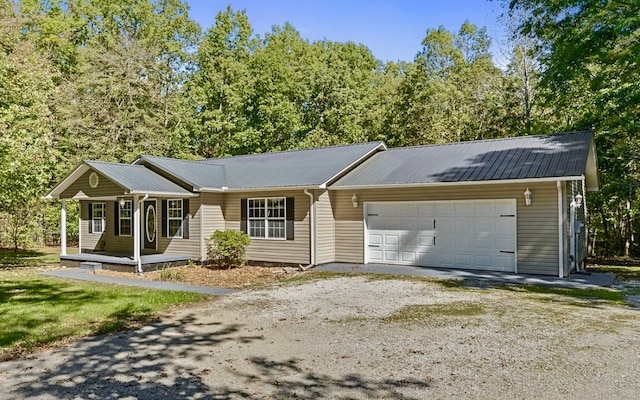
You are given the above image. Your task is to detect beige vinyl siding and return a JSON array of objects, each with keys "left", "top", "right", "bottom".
[
  {"left": 61, "top": 170, "right": 125, "bottom": 199},
  {"left": 200, "top": 193, "right": 226, "bottom": 260},
  {"left": 79, "top": 201, "right": 107, "bottom": 252},
  {"left": 332, "top": 182, "right": 560, "bottom": 275},
  {"left": 315, "top": 190, "right": 335, "bottom": 264},
  {"left": 225, "top": 190, "right": 310, "bottom": 265},
  {"left": 157, "top": 196, "right": 201, "bottom": 259}
]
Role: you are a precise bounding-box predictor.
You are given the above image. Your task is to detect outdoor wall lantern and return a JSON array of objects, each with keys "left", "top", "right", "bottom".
[
  {"left": 574, "top": 193, "right": 583, "bottom": 208},
  {"left": 352, "top": 194, "right": 358, "bottom": 208},
  {"left": 524, "top": 188, "right": 532, "bottom": 206}
]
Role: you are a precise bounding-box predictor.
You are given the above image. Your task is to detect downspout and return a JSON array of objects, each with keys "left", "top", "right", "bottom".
[
  {"left": 304, "top": 189, "right": 316, "bottom": 267},
  {"left": 557, "top": 181, "right": 564, "bottom": 278},
  {"left": 136, "top": 194, "right": 149, "bottom": 274}
]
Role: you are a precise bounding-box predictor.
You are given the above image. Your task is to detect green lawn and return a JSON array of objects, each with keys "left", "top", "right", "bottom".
[{"left": 0, "top": 248, "right": 212, "bottom": 361}]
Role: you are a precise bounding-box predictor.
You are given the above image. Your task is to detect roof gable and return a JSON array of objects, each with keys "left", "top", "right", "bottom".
[
  {"left": 331, "top": 131, "right": 599, "bottom": 190},
  {"left": 45, "top": 161, "right": 193, "bottom": 199},
  {"left": 138, "top": 141, "right": 386, "bottom": 191}
]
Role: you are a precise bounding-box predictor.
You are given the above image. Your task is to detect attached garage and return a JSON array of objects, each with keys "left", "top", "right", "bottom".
[{"left": 365, "top": 199, "right": 517, "bottom": 272}]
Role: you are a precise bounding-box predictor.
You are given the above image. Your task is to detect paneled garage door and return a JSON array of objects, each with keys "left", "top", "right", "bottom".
[{"left": 365, "top": 199, "right": 516, "bottom": 272}]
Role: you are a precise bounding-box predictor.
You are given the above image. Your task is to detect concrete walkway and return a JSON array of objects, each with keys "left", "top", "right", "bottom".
[
  {"left": 314, "top": 263, "right": 615, "bottom": 289},
  {"left": 41, "top": 268, "right": 237, "bottom": 295}
]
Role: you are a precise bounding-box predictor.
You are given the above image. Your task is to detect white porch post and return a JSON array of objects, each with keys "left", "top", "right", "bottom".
[
  {"left": 133, "top": 195, "right": 141, "bottom": 272},
  {"left": 60, "top": 199, "right": 67, "bottom": 256}
]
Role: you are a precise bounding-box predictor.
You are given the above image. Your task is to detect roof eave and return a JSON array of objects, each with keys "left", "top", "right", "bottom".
[
  {"left": 43, "top": 163, "right": 91, "bottom": 200},
  {"left": 329, "top": 176, "right": 587, "bottom": 190},
  {"left": 134, "top": 156, "right": 201, "bottom": 191},
  {"left": 222, "top": 185, "right": 320, "bottom": 192},
  {"left": 320, "top": 142, "right": 387, "bottom": 188}
]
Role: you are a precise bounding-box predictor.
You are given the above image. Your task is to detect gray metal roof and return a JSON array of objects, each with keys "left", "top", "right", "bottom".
[
  {"left": 331, "top": 131, "right": 595, "bottom": 188},
  {"left": 136, "top": 156, "right": 226, "bottom": 190},
  {"left": 85, "top": 161, "right": 193, "bottom": 196},
  {"left": 139, "top": 141, "right": 385, "bottom": 190}
]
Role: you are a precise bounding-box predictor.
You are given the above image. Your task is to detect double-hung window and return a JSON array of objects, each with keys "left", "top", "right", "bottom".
[
  {"left": 167, "top": 199, "right": 183, "bottom": 238},
  {"left": 119, "top": 201, "right": 132, "bottom": 236},
  {"left": 248, "top": 198, "right": 286, "bottom": 239},
  {"left": 92, "top": 203, "right": 105, "bottom": 233}
]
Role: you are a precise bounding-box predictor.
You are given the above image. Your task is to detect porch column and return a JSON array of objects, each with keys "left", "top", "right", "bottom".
[
  {"left": 133, "top": 195, "right": 141, "bottom": 266},
  {"left": 60, "top": 199, "right": 67, "bottom": 256}
]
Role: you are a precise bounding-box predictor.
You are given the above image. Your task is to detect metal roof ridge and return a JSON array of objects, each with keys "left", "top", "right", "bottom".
[
  {"left": 384, "top": 130, "right": 593, "bottom": 151},
  {"left": 201, "top": 141, "right": 386, "bottom": 162}
]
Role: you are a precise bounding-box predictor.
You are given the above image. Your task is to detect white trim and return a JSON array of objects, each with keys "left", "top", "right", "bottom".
[
  {"left": 91, "top": 202, "right": 106, "bottom": 234},
  {"left": 330, "top": 176, "right": 586, "bottom": 191},
  {"left": 78, "top": 212, "right": 82, "bottom": 254},
  {"left": 304, "top": 189, "right": 316, "bottom": 265},
  {"left": 223, "top": 185, "right": 318, "bottom": 193},
  {"left": 44, "top": 164, "right": 91, "bottom": 199},
  {"left": 143, "top": 199, "right": 158, "bottom": 251},
  {"left": 60, "top": 200, "right": 67, "bottom": 256},
  {"left": 246, "top": 197, "right": 287, "bottom": 240},
  {"left": 199, "top": 197, "right": 205, "bottom": 260},
  {"left": 320, "top": 142, "right": 387, "bottom": 188},
  {"left": 118, "top": 200, "right": 133, "bottom": 237},
  {"left": 363, "top": 202, "right": 369, "bottom": 264},
  {"left": 363, "top": 199, "right": 518, "bottom": 272},
  {"left": 557, "top": 181, "right": 565, "bottom": 278},
  {"left": 133, "top": 195, "right": 140, "bottom": 264},
  {"left": 167, "top": 198, "right": 184, "bottom": 239}
]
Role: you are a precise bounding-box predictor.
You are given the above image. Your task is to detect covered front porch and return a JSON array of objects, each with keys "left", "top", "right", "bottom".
[
  {"left": 46, "top": 160, "right": 197, "bottom": 273},
  {"left": 60, "top": 252, "right": 190, "bottom": 273}
]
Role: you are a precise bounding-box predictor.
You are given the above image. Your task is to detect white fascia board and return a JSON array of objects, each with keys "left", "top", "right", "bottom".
[
  {"left": 43, "top": 163, "right": 91, "bottom": 199},
  {"left": 197, "top": 187, "right": 226, "bottom": 193},
  {"left": 319, "top": 142, "right": 387, "bottom": 188},
  {"left": 222, "top": 185, "right": 319, "bottom": 192},
  {"left": 128, "top": 191, "right": 198, "bottom": 197},
  {"left": 329, "top": 176, "right": 586, "bottom": 190}
]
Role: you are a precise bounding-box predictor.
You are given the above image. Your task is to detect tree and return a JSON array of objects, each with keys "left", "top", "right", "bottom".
[
  {"left": 186, "top": 6, "right": 257, "bottom": 157},
  {"left": 393, "top": 22, "right": 510, "bottom": 146},
  {"left": 509, "top": 0, "right": 640, "bottom": 256},
  {"left": 0, "top": 0, "right": 59, "bottom": 250}
]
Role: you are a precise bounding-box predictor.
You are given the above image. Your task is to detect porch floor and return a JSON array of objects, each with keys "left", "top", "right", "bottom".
[{"left": 60, "top": 253, "right": 191, "bottom": 272}]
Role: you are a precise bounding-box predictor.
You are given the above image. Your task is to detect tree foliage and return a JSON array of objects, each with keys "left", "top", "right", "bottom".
[
  {"left": 1, "top": 1, "right": 636, "bottom": 257},
  {"left": 509, "top": 0, "right": 640, "bottom": 256}
]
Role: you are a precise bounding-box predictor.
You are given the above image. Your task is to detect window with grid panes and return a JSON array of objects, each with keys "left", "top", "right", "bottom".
[
  {"left": 167, "top": 199, "right": 183, "bottom": 238},
  {"left": 248, "top": 198, "right": 286, "bottom": 239}
]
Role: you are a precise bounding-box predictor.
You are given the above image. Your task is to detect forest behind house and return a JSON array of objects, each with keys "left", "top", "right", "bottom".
[{"left": 0, "top": 0, "right": 638, "bottom": 258}]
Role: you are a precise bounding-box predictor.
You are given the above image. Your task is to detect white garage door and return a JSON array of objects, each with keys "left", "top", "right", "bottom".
[{"left": 365, "top": 199, "right": 516, "bottom": 272}]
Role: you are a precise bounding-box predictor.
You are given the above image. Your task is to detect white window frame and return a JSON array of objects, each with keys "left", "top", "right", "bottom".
[
  {"left": 167, "top": 199, "right": 183, "bottom": 238},
  {"left": 92, "top": 203, "right": 105, "bottom": 234},
  {"left": 247, "top": 197, "right": 286, "bottom": 240},
  {"left": 119, "top": 200, "right": 132, "bottom": 237}
]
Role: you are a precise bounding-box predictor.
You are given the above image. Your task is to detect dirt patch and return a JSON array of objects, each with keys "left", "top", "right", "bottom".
[
  {"left": 94, "top": 264, "right": 297, "bottom": 288},
  {"left": 2, "top": 275, "right": 639, "bottom": 399}
]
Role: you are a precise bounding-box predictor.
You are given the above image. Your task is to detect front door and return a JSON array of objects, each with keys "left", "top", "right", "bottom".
[{"left": 143, "top": 200, "right": 157, "bottom": 251}]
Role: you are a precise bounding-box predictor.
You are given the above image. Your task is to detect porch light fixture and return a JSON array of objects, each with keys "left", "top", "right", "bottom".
[
  {"left": 119, "top": 198, "right": 126, "bottom": 208},
  {"left": 523, "top": 188, "right": 532, "bottom": 206},
  {"left": 574, "top": 193, "right": 583, "bottom": 208},
  {"left": 351, "top": 194, "right": 358, "bottom": 208}
]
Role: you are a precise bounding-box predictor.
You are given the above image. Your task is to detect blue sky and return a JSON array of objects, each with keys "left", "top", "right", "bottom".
[{"left": 184, "top": 0, "right": 507, "bottom": 63}]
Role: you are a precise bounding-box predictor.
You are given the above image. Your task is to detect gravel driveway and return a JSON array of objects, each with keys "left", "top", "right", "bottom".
[{"left": 1, "top": 275, "right": 639, "bottom": 399}]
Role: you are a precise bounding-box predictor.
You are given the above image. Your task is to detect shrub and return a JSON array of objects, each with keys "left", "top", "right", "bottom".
[{"left": 207, "top": 230, "right": 251, "bottom": 268}]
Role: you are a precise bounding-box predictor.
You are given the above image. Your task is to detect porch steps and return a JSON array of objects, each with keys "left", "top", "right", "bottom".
[{"left": 80, "top": 262, "right": 102, "bottom": 271}]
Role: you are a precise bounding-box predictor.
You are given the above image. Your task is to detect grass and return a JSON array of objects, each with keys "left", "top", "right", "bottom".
[
  {"left": 588, "top": 264, "right": 640, "bottom": 280},
  {"left": 0, "top": 249, "right": 212, "bottom": 361},
  {"left": 508, "top": 285, "right": 626, "bottom": 304},
  {"left": 384, "top": 302, "right": 485, "bottom": 323},
  {"left": 0, "top": 247, "right": 65, "bottom": 269}
]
